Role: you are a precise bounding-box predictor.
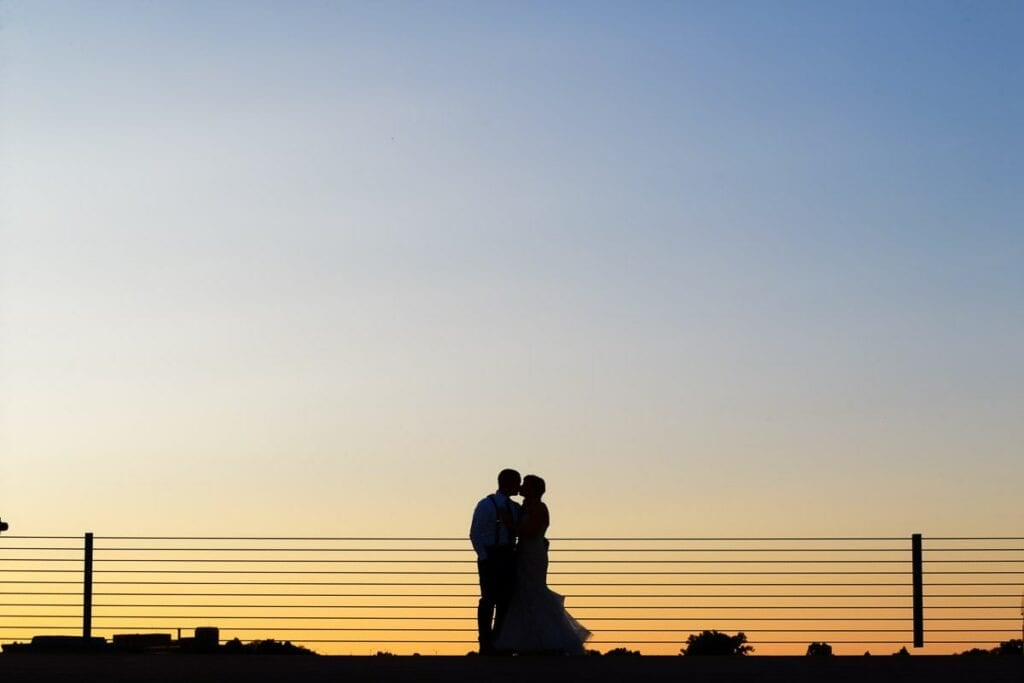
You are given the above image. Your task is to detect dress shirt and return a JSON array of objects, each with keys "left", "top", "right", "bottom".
[{"left": 469, "top": 491, "right": 519, "bottom": 560}]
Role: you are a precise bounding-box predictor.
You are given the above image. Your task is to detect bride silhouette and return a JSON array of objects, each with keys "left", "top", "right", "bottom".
[{"left": 493, "top": 475, "right": 591, "bottom": 655}]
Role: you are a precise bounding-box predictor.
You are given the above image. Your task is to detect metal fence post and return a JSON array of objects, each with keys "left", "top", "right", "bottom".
[
  {"left": 912, "top": 533, "right": 923, "bottom": 648},
  {"left": 83, "top": 532, "right": 93, "bottom": 640}
]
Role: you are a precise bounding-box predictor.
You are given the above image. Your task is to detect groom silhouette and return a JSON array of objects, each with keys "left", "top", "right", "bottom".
[{"left": 469, "top": 468, "right": 522, "bottom": 655}]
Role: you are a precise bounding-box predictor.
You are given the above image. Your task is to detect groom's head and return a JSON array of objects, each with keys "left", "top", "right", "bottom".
[{"left": 497, "top": 469, "right": 521, "bottom": 497}]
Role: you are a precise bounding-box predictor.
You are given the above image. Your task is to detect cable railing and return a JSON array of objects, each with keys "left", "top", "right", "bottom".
[{"left": 1, "top": 534, "right": 1021, "bottom": 655}]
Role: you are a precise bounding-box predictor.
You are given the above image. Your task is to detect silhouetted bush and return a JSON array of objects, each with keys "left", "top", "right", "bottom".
[
  {"left": 805, "top": 642, "right": 833, "bottom": 656},
  {"left": 603, "top": 647, "right": 642, "bottom": 656},
  {"left": 680, "top": 631, "right": 752, "bottom": 656},
  {"left": 222, "top": 638, "right": 317, "bottom": 655},
  {"left": 892, "top": 646, "right": 910, "bottom": 656},
  {"left": 957, "top": 639, "right": 1023, "bottom": 656}
]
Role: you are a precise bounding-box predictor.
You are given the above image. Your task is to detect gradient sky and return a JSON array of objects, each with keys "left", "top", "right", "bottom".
[{"left": 1, "top": 1, "right": 1021, "bottom": 541}]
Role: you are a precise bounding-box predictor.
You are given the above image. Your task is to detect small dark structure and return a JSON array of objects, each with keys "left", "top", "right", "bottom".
[{"left": 112, "top": 633, "right": 173, "bottom": 653}]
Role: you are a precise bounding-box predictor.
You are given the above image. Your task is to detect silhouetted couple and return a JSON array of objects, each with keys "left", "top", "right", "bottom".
[{"left": 469, "top": 469, "right": 591, "bottom": 655}]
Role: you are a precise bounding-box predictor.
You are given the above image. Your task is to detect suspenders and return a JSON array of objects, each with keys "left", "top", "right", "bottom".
[{"left": 487, "top": 495, "right": 513, "bottom": 546}]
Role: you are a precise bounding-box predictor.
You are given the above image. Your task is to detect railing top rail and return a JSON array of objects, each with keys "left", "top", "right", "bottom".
[
  {"left": 84, "top": 536, "right": 916, "bottom": 541},
  {"left": 7, "top": 535, "right": 1022, "bottom": 541},
  {"left": 927, "top": 537, "right": 1024, "bottom": 541}
]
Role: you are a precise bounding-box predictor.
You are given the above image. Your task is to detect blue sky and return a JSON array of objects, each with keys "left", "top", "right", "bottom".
[{"left": 0, "top": 1, "right": 1021, "bottom": 537}]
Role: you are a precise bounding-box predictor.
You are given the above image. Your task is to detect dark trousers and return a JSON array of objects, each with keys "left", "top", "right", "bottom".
[{"left": 477, "top": 545, "right": 517, "bottom": 652}]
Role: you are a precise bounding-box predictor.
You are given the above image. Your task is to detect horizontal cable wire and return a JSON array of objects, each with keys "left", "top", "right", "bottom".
[
  {"left": 86, "top": 548, "right": 1022, "bottom": 554},
  {"left": 82, "top": 569, "right": 938, "bottom": 575},
  {"left": 83, "top": 559, "right": 1024, "bottom": 565},
  {"left": 0, "top": 604, "right": 1000, "bottom": 610},
  {"left": 3, "top": 625, "right": 991, "bottom": 636},
  {"left": 79, "top": 581, "right": 1024, "bottom": 589},
  {"left": 90, "top": 547, "right": 924, "bottom": 553},
  {"left": 69, "top": 591, "right": 1021, "bottom": 599},
  {"left": 2, "top": 607, "right": 1016, "bottom": 623}
]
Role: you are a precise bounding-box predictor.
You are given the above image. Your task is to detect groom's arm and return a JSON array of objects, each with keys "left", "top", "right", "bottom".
[{"left": 469, "top": 499, "right": 491, "bottom": 560}]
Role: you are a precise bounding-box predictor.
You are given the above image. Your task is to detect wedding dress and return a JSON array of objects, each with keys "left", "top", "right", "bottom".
[{"left": 493, "top": 530, "right": 591, "bottom": 654}]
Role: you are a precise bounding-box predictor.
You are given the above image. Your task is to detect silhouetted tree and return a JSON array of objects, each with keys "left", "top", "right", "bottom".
[
  {"left": 680, "top": 631, "right": 752, "bottom": 656},
  {"left": 603, "top": 647, "right": 642, "bottom": 656},
  {"left": 956, "top": 640, "right": 1022, "bottom": 656},
  {"left": 993, "top": 639, "right": 1022, "bottom": 656},
  {"left": 806, "top": 642, "right": 833, "bottom": 656},
  {"left": 255, "top": 640, "right": 316, "bottom": 655},
  {"left": 892, "top": 646, "right": 910, "bottom": 656}
]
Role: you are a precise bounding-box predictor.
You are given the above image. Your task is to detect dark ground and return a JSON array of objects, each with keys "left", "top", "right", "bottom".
[{"left": 1, "top": 655, "right": 1022, "bottom": 683}]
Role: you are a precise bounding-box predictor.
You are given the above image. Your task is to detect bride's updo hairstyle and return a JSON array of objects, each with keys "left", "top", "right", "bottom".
[{"left": 523, "top": 475, "right": 546, "bottom": 496}]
